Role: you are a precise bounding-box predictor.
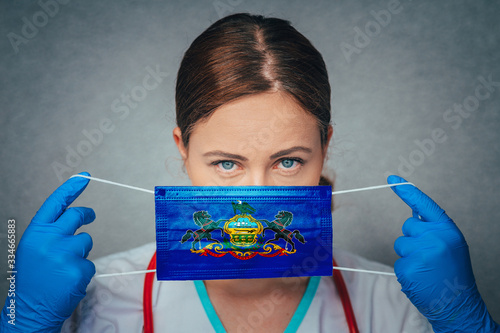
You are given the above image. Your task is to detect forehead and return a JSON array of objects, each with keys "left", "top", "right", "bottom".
[{"left": 188, "top": 92, "right": 321, "bottom": 156}]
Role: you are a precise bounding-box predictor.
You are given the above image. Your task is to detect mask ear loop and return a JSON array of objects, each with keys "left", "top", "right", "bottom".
[
  {"left": 69, "top": 174, "right": 154, "bottom": 194},
  {"left": 69, "top": 174, "right": 414, "bottom": 278}
]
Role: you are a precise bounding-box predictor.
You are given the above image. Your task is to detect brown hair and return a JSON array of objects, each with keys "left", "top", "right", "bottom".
[{"left": 175, "top": 13, "right": 333, "bottom": 186}]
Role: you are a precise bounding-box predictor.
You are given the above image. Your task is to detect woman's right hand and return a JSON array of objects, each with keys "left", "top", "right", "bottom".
[{"left": 1, "top": 172, "right": 96, "bottom": 332}]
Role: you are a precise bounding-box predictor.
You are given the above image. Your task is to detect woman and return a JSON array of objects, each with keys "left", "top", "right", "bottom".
[{"left": 2, "top": 13, "right": 497, "bottom": 333}]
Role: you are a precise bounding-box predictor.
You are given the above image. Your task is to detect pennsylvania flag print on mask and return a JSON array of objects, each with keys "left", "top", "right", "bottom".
[{"left": 155, "top": 186, "right": 333, "bottom": 280}]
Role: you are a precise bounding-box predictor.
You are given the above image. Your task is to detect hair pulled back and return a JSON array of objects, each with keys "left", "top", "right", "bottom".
[{"left": 175, "top": 13, "right": 331, "bottom": 150}]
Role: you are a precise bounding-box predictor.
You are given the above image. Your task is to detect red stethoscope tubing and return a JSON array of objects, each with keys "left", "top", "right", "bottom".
[
  {"left": 143, "top": 252, "right": 156, "bottom": 333},
  {"left": 332, "top": 256, "right": 359, "bottom": 333},
  {"left": 142, "top": 252, "right": 359, "bottom": 333}
]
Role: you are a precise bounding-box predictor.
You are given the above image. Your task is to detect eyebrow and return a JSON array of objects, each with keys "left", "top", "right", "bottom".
[
  {"left": 203, "top": 150, "right": 248, "bottom": 161},
  {"left": 203, "top": 146, "right": 312, "bottom": 161},
  {"left": 269, "top": 146, "right": 312, "bottom": 159}
]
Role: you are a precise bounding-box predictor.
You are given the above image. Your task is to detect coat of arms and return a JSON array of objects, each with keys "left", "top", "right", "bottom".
[{"left": 180, "top": 201, "right": 306, "bottom": 259}]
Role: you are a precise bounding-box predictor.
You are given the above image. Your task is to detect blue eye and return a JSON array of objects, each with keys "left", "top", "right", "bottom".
[
  {"left": 220, "top": 161, "right": 235, "bottom": 170},
  {"left": 280, "top": 159, "right": 296, "bottom": 169}
]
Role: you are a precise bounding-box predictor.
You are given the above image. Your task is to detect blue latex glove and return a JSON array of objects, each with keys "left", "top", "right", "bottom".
[
  {"left": 388, "top": 175, "right": 499, "bottom": 333},
  {"left": 1, "top": 172, "right": 96, "bottom": 332}
]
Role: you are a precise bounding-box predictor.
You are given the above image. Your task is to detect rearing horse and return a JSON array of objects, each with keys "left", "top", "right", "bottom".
[
  {"left": 180, "top": 211, "right": 225, "bottom": 250},
  {"left": 262, "top": 211, "right": 306, "bottom": 251}
]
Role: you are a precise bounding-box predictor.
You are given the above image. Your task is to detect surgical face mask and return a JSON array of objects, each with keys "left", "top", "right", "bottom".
[
  {"left": 70, "top": 174, "right": 410, "bottom": 279},
  {"left": 154, "top": 185, "right": 333, "bottom": 280}
]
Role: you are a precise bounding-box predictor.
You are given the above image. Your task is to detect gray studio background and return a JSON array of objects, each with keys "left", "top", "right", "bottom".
[{"left": 1, "top": 0, "right": 499, "bottom": 321}]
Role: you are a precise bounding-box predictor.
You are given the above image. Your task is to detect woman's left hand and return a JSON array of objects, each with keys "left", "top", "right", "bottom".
[{"left": 387, "top": 175, "right": 499, "bottom": 333}]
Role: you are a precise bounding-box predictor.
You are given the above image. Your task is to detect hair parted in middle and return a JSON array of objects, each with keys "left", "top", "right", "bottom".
[{"left": 175, "top": 12, "right": 332, "bottom": 150}]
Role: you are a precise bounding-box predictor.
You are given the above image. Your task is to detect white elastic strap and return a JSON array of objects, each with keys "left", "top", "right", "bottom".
[
  {"left": 94, "top": 267, "right": 395, "bottom": 278},
  {"left": 70, "top": 174, "right": 414, "bottom": 197},
  {"left": 96, "top": 269, "right": 157, "bottom": 278},
  {"left": 332, "top": 182, "right": 414, "bottom": 195},
  {"left": 70, "top": 174, "right": 154, "bottom": 194},
  {"left": 70, "top": 174, "right": 412, "bottom": 278}
]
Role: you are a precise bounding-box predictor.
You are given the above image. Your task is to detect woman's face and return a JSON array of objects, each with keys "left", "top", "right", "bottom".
[{"left": 173, "top": 91, "right": 332, "bottom": 187}]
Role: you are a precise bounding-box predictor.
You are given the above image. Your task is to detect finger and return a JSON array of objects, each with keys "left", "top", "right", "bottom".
[
  {"left": 393, "top": 255, "right": 426, "bottom": 282},
  {"left": 81, "top": 259, "right": 96, "bottom": 283},
  {"left": 59, "top": 232, "right": 93, "bottom": 258},
  {"left": 394, "top": 235, "right": 413, "bottom": 257},
  {"left": 387, "top": 175, "right": 451, "bottom": 223},
  {"left": 78, "top": 259, "right": 96, "bottom": 286},
  {"left": 403, "top": 215, "right": 455, "bottom": 236},
  {"left": 65, "top": 258, "right": 96, "bottom": 298},
  {"left": 394, "top": 233, "right": 432, "bottom": 257},
  {"left": 402, "top": 217, "right": 430, "bottom": 237},
  {"left": 54, "top": 207, "right": 96, "bottom": 235},
  {"left": 32, "top": 172, "right": 92, "bottom": 225},
  {"left": 393, "top": 257, "right": 412, "bottom": 288}
]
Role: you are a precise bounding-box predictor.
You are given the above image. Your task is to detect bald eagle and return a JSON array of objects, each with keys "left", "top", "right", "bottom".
[{"left": 232, "top": 200, "right": 256, "bottom": 215}]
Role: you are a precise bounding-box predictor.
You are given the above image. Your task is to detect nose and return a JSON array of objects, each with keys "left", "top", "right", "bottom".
[{"left": 241, "top": 170, "right": 274, "bottom": 186}]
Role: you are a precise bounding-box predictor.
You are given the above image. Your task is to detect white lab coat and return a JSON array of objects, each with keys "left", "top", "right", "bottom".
[{"left": 62, "top": 242, "right": 432, "bottom": 332}]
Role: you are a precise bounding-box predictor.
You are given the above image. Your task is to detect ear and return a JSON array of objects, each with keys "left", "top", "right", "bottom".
[
  {"left": 173, "top": 127, "right": 188, "bottom": 160},
  {"left": 323, "top": 125, "right": 333, "bottom": 157}
]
